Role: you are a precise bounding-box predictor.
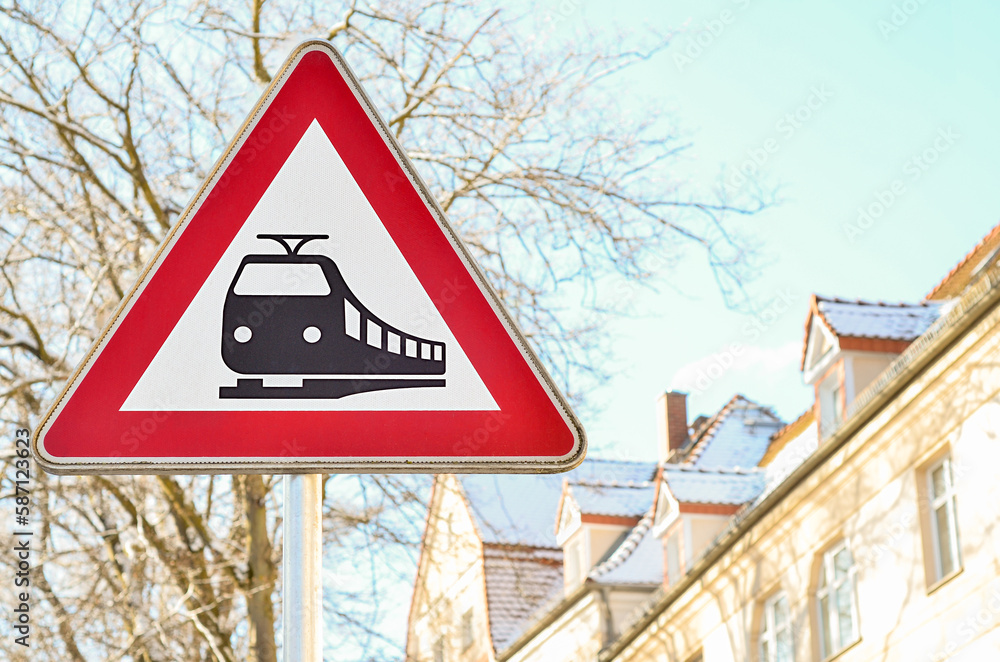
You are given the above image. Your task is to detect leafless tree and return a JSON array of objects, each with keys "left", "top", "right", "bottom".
[{"left": 0, "top": 1, "right": 767, "bottom": 660}]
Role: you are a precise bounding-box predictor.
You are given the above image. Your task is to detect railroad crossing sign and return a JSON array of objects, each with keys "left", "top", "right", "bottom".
[{"left": 33, "top": 40, "right": 585, "bottom": 474}]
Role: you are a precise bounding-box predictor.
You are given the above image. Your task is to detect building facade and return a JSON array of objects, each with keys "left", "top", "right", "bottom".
[{"left": 408, "top": 223, "right": 1000, "bottom": 662}]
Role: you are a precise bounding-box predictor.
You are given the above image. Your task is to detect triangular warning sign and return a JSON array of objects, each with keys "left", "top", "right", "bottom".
[{"left": 33, "top": 41, "right": 585, "bottom": 474}]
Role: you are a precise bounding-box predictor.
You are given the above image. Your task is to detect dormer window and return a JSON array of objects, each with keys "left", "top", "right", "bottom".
[{"left": 801, "top": 295, "right": 944, "bottom": 439}]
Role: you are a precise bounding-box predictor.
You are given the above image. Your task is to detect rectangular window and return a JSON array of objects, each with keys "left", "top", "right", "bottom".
[
  {"left": 760, "top": 592, "right": 794, "bottom": 662},
  {"left": 816, "top": 541, "right": 858, "bottom": 659},
  {"left": 234, "top": 262, "right": 331, "bottom": 296},
  {"left": 928, "top": 455, "right": 961, "bottom": 580},
  {"left": 460, "top": 608, "right": 474, "bottom": 651}
]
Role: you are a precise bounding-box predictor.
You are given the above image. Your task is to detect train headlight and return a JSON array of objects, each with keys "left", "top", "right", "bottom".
[
  {"left": 303, "top": 326, "right": 322, "bottom": 343},
  {"left": 234, "top": 326, "right": 252, "bottom": 343}
]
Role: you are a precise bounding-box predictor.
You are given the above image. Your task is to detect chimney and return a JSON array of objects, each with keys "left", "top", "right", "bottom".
[{"left": 656, "top": 391, "right": 689, "bottom": 463}]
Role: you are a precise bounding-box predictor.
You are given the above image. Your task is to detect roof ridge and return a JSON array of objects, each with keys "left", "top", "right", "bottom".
[
  {"left": 569, "top": 479, "right": 655, "bottom": 488},
  {"left": 814, "top": 294, "right": 935, "bottom": 308},
  {"left": 926, "top": 221, "right": 1000, "bottom": 300},
  {"left": 580, "top": 457, "right": 657, "bottom": 465},
  {"left": 663, "top": 464, "right": 763, "bottom": 475}
]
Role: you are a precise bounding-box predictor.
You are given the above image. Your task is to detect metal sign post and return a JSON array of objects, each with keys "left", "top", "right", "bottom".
[{"left": 282, "top": 473, "right": 323, "bottom": 661}]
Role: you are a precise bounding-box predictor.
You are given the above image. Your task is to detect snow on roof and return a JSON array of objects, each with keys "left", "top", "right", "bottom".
[
  {"left": 459, "top": 473, "right": 566, "bottom": 547},
  {"left": 566, "top": 458, "right": 659, "bottom": 484},
  {"left": 589, "top": 511, "right": 663, "bottom": 585},
  {"left": 567, "top": 482, "right": 656, "bottom": 519},
  {"left": 483, "top": 546, "right": 564, "bottom": 653},
  {"left": 763, "top": 419, "right": 820, "bottom": 496},
  {"left": 815, "top": 296, "right": 945, "bottom": 341},
  {"left": 662, "top": 465, "right": 766, "bottom": 505},
  {"left": 459, "top": 459, "right": 657, "bottom": 547},
  {"left": 684, "top": 395, "right": 783, "bottom": 469}
]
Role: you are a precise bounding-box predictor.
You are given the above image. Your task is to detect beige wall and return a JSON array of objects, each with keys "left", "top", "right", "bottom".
[
  {"left": 849, "top": 353, "right": 897, "bottom": 403},
  {"left": 688, "top": 515, "right": 731, "bottom": 566},
  {"left": 591, "top": 525, "right": 631, "bottom": 566},
  {"left": 613, "top": 301, "right": 1000, "bottom": 662},
  {"left": 409, "top": 475, "right": 493, "bottom": 662},
  {"left": 507, "top": 593, "right": 605, "bottom": 662}
]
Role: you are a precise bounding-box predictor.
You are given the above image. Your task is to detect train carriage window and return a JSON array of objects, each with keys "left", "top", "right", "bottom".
[
  {"left": 387, "top": 332, "right": 401, "bottom": 354},
  {"left": 367, "top": 320, "right": 382, "bottom": 348},
  {"left": 344, "top": 300, "right": 361, "bottom": 340},
  {"left": 421, "top": 343, "right": 431, "bottom": 360},
  {"left": 233, "top": 262, "right": 331, "bottom": 296},
  {"left": 434, "top": 345, "right": 443, "bottom": 361},
  {"left": 405, "top": 339, "right": 418, "bottom": 357}
]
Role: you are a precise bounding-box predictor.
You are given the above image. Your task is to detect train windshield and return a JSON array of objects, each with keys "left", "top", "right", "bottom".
[{"left": 233, "top": 262, "right": 332, "bottom": 296}]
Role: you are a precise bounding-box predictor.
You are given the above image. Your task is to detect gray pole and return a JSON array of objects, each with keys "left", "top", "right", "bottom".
[{"left": 283, "top": 473, "right": 323, "bottom": 661}]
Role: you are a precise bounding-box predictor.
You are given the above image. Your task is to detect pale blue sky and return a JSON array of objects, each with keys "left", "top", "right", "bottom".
[{"left": 546, "top": 0, "right": 1000, "bottom": 459}]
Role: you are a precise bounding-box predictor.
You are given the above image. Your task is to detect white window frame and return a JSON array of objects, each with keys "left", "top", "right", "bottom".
[
  {"left": 927, "top": 454, "right": 962, "bottom": 581},
  {"left": 818, "top": 373, "right": 843, "bottom": 438},
  {"left": 759, "top": 591, "right": 794, "bottom": 662},
  {"left": 816, "top": 540, "right": 859, "bottom": 659}
]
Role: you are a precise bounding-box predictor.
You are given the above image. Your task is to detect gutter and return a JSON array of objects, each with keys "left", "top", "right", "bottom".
[{"left": 599, "top": 266, "right": 1000, "bottom": 661}]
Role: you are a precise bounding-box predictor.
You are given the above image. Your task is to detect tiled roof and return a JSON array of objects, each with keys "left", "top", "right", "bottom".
[
  {"left": 459, "top": 459, "right": 657, "bottom": 547},
  {"left": 483, "top": 546, "right": 564, "bottom": 652},
  {"left": 681, "top": 395, "right": 783, "bottom": 469},
  {"left": 759, "top": 406, "right": 816, "bottom": 467},
  {"left": 927, "top": 221, "right": 1000, "bottom": 300},
  {"left": 568, "top": 482, "right": 656, "bottom": 519},
  {"left": 459, "top": 473, "right": 566, "bottom": 547},
  {"left": 662, "top": 465, "right": 766, "bottom": 505},
  {"left": 763, "top": 420, "right": 819, "bottom": 495},
  {"left": 589, "top": 510, "right": 663, "bottom": 585},
  {"left": 566, "top": 458, "right": 658, "bottom": 484},
  {"left": 800, "top": 295, "right": 948, "bottom": 370},
  {"left": 815, "top": 296, "right": 945, "bottom": 341}
]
